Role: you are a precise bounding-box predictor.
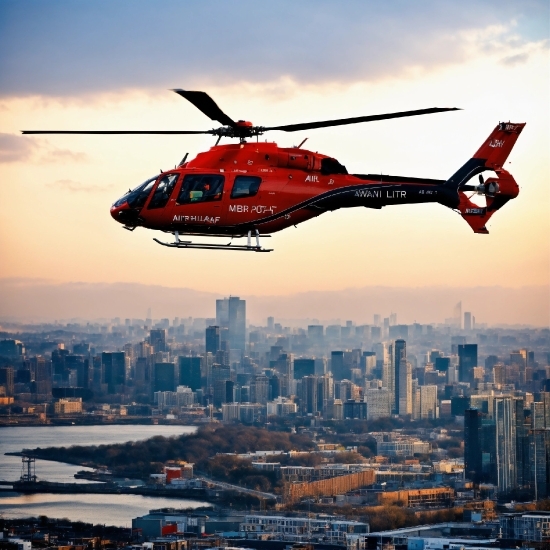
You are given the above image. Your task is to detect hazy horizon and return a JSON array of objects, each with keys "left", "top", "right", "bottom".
[{"left": 0, "top": 278, "right": 547, "bottom": 327}]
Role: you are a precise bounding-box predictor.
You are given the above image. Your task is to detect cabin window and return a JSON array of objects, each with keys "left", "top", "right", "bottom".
[
  {"left": 177, "top": 174, "right": 224, "bottom": 204},
  {"left": 147, "top": 173, "right": 180, "bottom": 209},
  {"left": 230, "top": 176, "right": 262, "bottom": 199}
]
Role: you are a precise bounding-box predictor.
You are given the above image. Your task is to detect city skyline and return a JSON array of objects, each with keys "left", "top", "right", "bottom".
[
  {"left": 0, "top": 278, "right": 547, "bottom": 326},
  {"left": 0, "top": 1, "right": 548, "bottom": 300}
]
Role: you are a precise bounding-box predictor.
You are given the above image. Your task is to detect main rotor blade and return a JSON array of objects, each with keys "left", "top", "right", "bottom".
[
  {"left": 21, "top": 130, "right": 212, "bottom": 134},
  {"left": 172, "top": 89, "right": 236, "bottom": 127},
  {"left": 264, "top": 107, "right": 461, "bottom": 132}
]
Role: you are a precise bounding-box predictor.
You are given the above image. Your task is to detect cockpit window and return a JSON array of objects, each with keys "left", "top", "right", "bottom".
[
  {"left": 177, "top": 174, "right": 224, "bottom": 204},
  {"left": 321, "top": 158, "right": 348, "bottom": 175},
  {"left": 114, "top": 175, "right": 159, "bottom": 208},
  {"left": 230, "top": 176, "right": 261, "bottom": 199},
  {"left": 147, "top": 173, "right": 180, "bottom": 209}
]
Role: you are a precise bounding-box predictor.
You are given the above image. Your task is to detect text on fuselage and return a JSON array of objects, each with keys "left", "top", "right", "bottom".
[
  {"left": 229, "top": 204, "right": 277, "bottom": 214},
  {"left": 355, "top": 189, "right": 406, "bottom": 198}
]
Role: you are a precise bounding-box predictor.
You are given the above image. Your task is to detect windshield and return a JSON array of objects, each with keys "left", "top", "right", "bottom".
[{"left": 113, "top": 175, "right": 159, "bottom": 208}]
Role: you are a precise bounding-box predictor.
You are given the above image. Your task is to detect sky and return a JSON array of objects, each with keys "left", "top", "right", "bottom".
[{"left": 0, "top": 1, "right": 549, "bottom": 323}]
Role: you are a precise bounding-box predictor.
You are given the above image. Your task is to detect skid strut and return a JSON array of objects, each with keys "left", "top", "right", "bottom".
[{"left": 154, "top": 230, "right": 273, "bottom": 252}]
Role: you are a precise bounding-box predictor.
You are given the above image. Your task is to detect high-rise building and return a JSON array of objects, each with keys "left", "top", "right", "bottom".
[
  {"left": 453, "top": 301, "right": 462, "bottom": 328},
  {"left": 178, "top": 356, "right": 202, "bottom": 391},
  {"left": 419, "top": 385, "right": 438, "bottom": 419},
  {"left": 494, "top": 395, "right": 519, "bottom": 494},
  {"left": 153, "top": 362, "right": 176, "bottom": 393},
  {"left": 205, "top": 326, "right": 221, "bottom": 355},
  {"left": 307, "top": 325, "right": 324, "bottom": 345},
  {"left": 464, "top": 311, "right": 472, "bottom": 331},
  {"left": 458, "top": 344, "right": 478, "bottom": 384},
  {"left": 216, "top": 297, "right": 246, "bottom": 352},
  {"left": 0, "top": 367, "right": 15, "bottom": 396},
  {"left": 464, "top": 408, "right": 483, "bottom": 483},
  {"left": 365, "top": 388, "right": 391, "bottom": 419},
  {"left": 294, "top": 358, "right": 315, "bottom": 379},
  {"left": 216, "top": 299, "right": 229, "bottom": 327},
  {"left": 390, "top": 339, "right": 410, "bottom": 416},
  {"left": 101, "top": 352, "right": 126, "bottom": 394},
  {"left": 149, "top": 329, "right": 167, "bottom": 353},
  {"left": 300, "top": 375, "right": 319, "bottom": 415}
]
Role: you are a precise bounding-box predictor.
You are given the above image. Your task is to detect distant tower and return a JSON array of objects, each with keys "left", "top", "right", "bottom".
[
  {"left": 453, "top": 301, "right": 462, "bottom": 328},
  {"left": 464, "top": 312, "right": 472, "bottom": 331},
  {"left": 216, "top": 297, "right": 246, "bottom": 353}
]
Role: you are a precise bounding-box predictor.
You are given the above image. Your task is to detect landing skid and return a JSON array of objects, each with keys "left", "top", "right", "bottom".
[{"left": 153, "top": 230, "right": 273, "bottom": 252}]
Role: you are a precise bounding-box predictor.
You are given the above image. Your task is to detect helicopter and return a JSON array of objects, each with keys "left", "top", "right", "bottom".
[{"left": 23, "top": 90, "right": 525, "bottom": 252}]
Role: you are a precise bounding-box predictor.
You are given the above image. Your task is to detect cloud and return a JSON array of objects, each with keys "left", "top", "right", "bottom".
[
  {"left": 40, "top": 148, "right": 88, "bottom": 163},
  {"left": 47, "top": 179, "right": 113, "bottom": 192},
  {"left": 0, "top": 133, "right": 37, "bottom": 162},
  {"left": 0, "top": 0, "right": 548, "bottom": 98}
]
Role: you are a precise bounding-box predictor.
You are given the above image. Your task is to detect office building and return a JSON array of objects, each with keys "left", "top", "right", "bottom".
[
  {"left": 205, "top": 326, "right": 220, "bottom": 355},
  {"left": 149, "top": 329, "right": 167, "bottom": 353},
  {"left": 464, "top": 311, "right": 472, "bottom": 331},
  {"left": 390, "top": 339, "right": 410, "bottom": 416},
  {"left": 216, "top": 296, "right": 246, "bottom": 352},
  {"left": 365, "top": 388, "right": 391, "bottom": 419},
  {"left": 178, "top": 356, "right": 202, "bottom": 391},
  {"left": 307, "top": 325, "right": 324, "bottom": 345},
  {"left": 458, "top": 344, "right": 478, "bottom": 384},
  {"left": 294, "top": 358, "right": 315, "bottom": 379},
  {"left": 464, "top": 408, "right": 483, "bottom": 483},
  {"left": 418, "top": 385, "right": 438, "bottom": 419},
  {"left": 494, "top": 395, "right": 519, "bottom": 494},
  {"left": 153, "top": 362, "right": 176, "bottom": 393},
  {"left": 101, "top": 352, "right": 126, "bottom": 394}
]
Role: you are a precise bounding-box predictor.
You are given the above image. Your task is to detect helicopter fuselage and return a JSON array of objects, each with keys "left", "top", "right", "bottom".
[{"left": 110, "top": 141, "right": 456, "bottom": 237}]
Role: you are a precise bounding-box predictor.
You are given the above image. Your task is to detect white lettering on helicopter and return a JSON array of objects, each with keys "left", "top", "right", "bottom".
[
  {"left": 305, "top": 175, "right": 319, "bottom": 182},
  {"left": 355, "top": 189, "right": 381, "bottom": 198},
  {"left": 465, "top": 208, "right": 485, "bottom": 215},
  {"left": 172, "top": 215, "right": 220, "bottom": 224},
  {"left": 489, "top": 139, "right": 504, "bottom": 148},
  {"left": 386, "top": 190, "right": 407, "bottom": 198},
  {"left": 229, "top": 205, "right": 277, "bottom": 215}
]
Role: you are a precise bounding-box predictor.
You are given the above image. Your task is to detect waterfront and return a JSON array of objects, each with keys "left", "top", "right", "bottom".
[
  {"left": 0, "top": 493, "right": 210, "bottom": 527},
  {"left": 0, "top": 424, "right": 206, "bottom": 525}
]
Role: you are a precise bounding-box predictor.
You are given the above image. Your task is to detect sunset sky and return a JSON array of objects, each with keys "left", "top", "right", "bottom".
[{"left": 0, "top": 1, "right": 548, "bottom": 322}]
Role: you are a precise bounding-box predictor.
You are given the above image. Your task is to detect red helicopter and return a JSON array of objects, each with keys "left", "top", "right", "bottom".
[{"left": 23, "top": 90, "right": 525, "bottom": 252}]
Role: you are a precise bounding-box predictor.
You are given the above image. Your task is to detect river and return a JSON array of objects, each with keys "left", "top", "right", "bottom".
[{"left": 0, "top": 424, "right": 210, "bottom": 526}]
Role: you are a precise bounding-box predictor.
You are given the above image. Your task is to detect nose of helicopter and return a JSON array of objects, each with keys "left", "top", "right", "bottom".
[{"left": 110, "top": 202, "right": 139, "bottom": 225}]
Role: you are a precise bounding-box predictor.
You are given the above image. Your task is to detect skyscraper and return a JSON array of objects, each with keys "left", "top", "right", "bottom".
[
  {"left": 216, "top": 297, "right": 246, "bottom": 352},
  {"left": 153, "top": 362, "right": 176, "bottom": 393},
  {"left": 464, "top": 408, "right": 483, "bottom": 483},
  {"left": 294, "top": 358, "right": 315, "bottom": 379},
  {"left": 101, "top": 352, "right": 126, "bottom": 394},
  {"left": 464, "top": 311, "right": 472, "bottom": 331},
  {"left": 494, "top": 395, "right": 519, "bottom": 494},
  {"left": 178, "top": 356, "right": 202, "bottom": 391},
  {"left": 458, "top": 344, "right": 478, "bottom": 384},
  {"left": 390, "top": 339, "right": 410, "bottom": 416},
  {"left": 205, "top": 326, "right": 221, "bottom": 355},
  {"left": 149, "top": 329, "right": 167, "bottom": 353}
]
